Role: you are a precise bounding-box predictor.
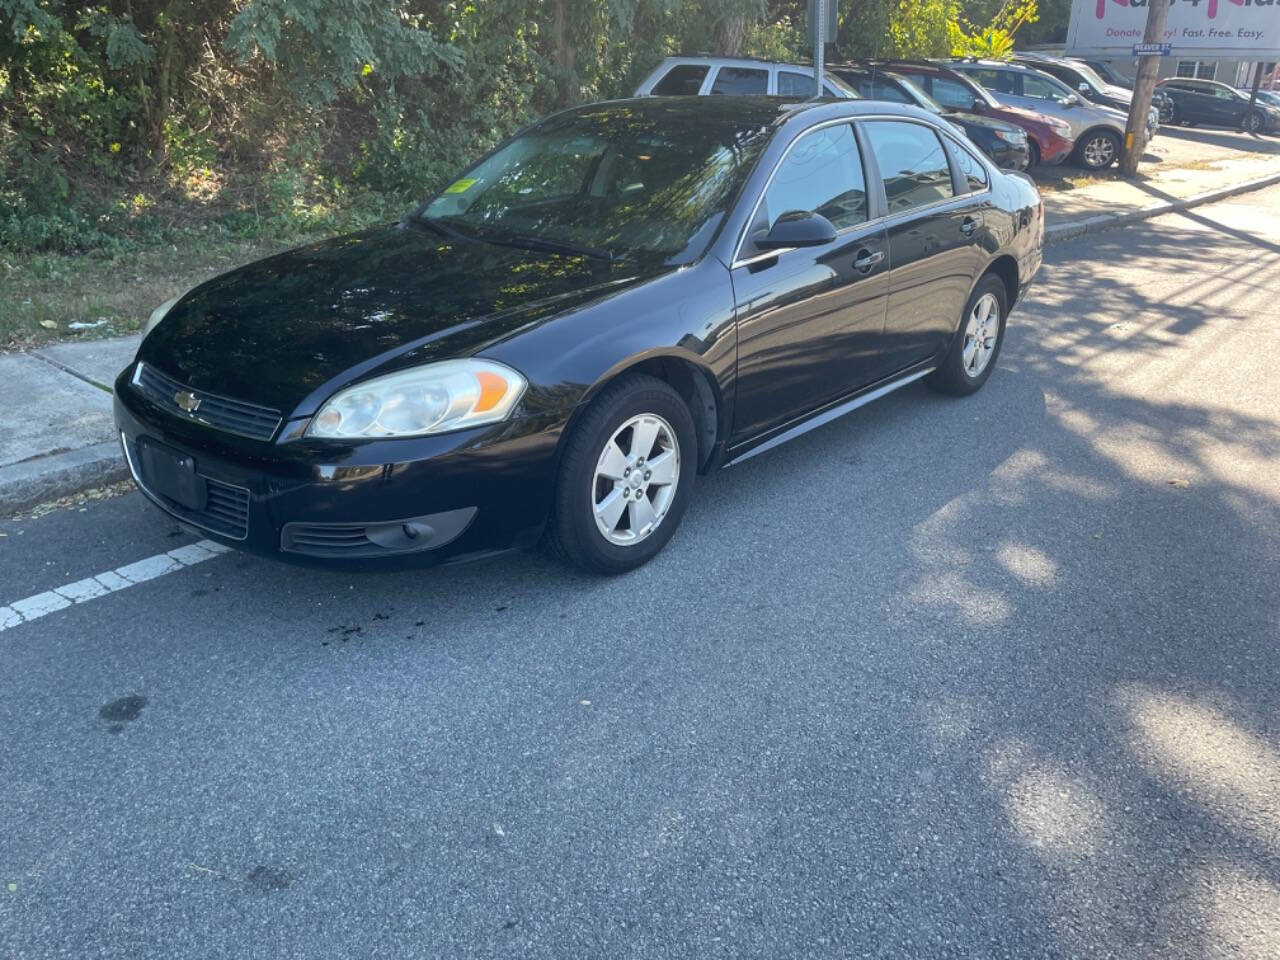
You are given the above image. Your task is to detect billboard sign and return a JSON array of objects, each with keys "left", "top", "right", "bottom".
[{"left": 1067, "top": 0, "right": 1280, "bottom": 58}]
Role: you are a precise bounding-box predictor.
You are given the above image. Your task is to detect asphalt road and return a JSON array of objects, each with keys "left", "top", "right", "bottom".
[{"left": 3, "top": 188, "right": 1279, "bottom": 960}]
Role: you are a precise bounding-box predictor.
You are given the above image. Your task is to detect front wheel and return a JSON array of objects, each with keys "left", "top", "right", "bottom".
[
  {"left": 1244, "top": 110, "right": 1264, "bottom": 134},
  {"left": 926, "top": 275, "right": 1008, "bottom": 397},
  {"left": 1076, "top": 130, "right": 1121, "bottom": 170},
  {"left": 1159, "top": 100, "right": 1177, "bottom": 124},
  {"left": 1027, "top": 139, "right": 1041, "bottom": 169},
  {"left": 546, "top": 374, "right": 697, "bottom": 574}
]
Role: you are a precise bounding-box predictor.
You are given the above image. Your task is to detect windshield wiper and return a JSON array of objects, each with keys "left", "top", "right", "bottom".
[
  {"left": 476, "top": 226, "right": 623, "bottom": 262},
  {"left": 422, "top": 217, "right": 622, "bottom": 262}
]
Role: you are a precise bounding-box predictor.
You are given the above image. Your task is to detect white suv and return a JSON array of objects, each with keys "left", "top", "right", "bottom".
[{"left": 634, "top": 56, "right": 857, "bottom": 99}]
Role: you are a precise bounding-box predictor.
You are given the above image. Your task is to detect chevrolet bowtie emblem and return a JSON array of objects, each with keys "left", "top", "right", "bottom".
[{"left": 174, "top": 390, "right": 201, "bottom": 414}]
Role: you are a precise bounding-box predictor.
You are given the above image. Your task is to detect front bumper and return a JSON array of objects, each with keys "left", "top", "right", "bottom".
[
  {"left": 114, "top": 370, "right": 563, "bottom": 567},
  {"left": 986, "top": 136, "right": 1031, "bottom": 171}
]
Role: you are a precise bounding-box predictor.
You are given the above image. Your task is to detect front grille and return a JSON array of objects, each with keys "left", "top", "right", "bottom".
[
  {"left": 122, "top": 436, "right": 251, "bottom": 540},
  {"left": 282, "top": 523, "right": 380, "bottom": 557},
  {"left": 133, "top": 362, "right": 282, "bottom": 441}
]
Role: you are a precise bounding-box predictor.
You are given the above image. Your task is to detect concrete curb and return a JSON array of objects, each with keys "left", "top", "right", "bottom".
[
  {"left": 1045, "top": 170, "right": 1280, "bottom": 244},
  {"left": 1, "top": 441, "right": 128, "bottom": 516}
]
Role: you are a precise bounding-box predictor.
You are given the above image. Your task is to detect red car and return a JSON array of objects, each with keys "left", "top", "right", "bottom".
[{"left": 860, "top": 59, "right": 1076, "bottom": 167}]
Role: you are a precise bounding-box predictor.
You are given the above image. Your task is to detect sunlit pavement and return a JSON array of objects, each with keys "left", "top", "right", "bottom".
[{"left": 2, "top": 188, "right": 1279, "bottom": 959}]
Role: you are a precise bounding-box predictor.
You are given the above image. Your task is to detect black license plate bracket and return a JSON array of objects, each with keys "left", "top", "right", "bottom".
[{"left": 137, "top": 438, "right": 206, "bottom": 510}]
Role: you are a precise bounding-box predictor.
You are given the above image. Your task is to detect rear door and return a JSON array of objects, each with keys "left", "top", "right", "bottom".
[
  {"left": 708, "top": 65, "right": 769, "bottom": 96},
  {"left": 730, "top": 122, "right": 889, "bottom": 442},
  {"left": 861, "top": 118, "right": 986, "bottom": 375}
]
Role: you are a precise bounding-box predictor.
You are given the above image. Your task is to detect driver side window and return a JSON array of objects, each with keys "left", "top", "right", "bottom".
[
  {"left": 1021, "top": 73, "right": 1063, "bottom": 102},
  {"left": 759, "top": 123, "right": 868, "bottom": 238}
]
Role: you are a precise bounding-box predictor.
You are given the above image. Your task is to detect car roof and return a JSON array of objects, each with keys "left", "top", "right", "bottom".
[
  {"left": 554, "top": 95, "right": 940, "bottom": 130},
  {"left": 950, "top": 58, "right": 1037, "bottom": 72},
  {"left": 655, "top": 54, "right": 835, "bottom": 74}
]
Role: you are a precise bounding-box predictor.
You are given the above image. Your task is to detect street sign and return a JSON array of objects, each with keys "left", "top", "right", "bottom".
[
  {"left": 1132, "top": 42, "right": 1172, "bottom": 56},
  {"left": 808, "top": 0, "right": 837, "bottom": 46}
]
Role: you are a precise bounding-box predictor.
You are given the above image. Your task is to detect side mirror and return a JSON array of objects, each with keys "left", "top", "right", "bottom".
[
  {"left": 755, "top": 210, "right": 838, "bottom": 251},
  {"left": 1079, "top": 82, "right": 1090, "bottom": 93},
  {"left": 1065, "top": 94, "right": 1081, "bottom": 106}
]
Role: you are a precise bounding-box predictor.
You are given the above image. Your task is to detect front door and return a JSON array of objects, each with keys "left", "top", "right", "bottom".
[
  {"left": 862, "top": 119, "right": 985, "bottom": 373},
  {"left": 730, "top": 122, "right": 889, "bottom": 443}
]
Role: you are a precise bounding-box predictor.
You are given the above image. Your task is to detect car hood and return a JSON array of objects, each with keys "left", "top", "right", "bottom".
[
  {"left": 139, "top": 223, "right": 668, "bottom": 415},
  {"left": 944, "top": 110, "right": 1023, "bottom": 134},
  {"left": 1103, "top": 84, "right": 1132, "bottom": 102}
]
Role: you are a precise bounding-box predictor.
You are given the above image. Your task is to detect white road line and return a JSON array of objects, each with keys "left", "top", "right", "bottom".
[{"left": 0, "top": 539, "right": 230, "bottom": 633}]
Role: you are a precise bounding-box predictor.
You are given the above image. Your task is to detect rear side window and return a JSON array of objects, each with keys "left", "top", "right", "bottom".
[
  {"left": 711, "top": 67, "right": 768, "bottom": 95},
  {"left": 761, "top": 123, "right": 868, "bottom": 232},
  {"left": 651, "top": 64, "right": 709, "bottom": 96},
  {"left": 950, "top": 141, "right": 988, "bottom": 191},
  {"left": 969, "top": 68, "right": 1017, "bottom": 96},
  {"left": 865, "top": 120, "right": 955, "bottom": 213},
  {"left": 777, "top": 70, "right": 814, "bottom": 96}
]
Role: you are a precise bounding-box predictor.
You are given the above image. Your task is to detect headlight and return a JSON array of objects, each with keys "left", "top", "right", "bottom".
[
  {"left": 994, "top": 129, "right": 1027, "bottom": 143},
  {"left": 142, "top": 296, "right": 179, "bottom": 338},
  {"left": 307, "top": 359, "right": 527, "bottom": 439}
]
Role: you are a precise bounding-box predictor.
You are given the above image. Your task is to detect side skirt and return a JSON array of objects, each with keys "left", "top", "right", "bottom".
[{"left": 723, "top": 363, "right": 935, "bottom": 468}]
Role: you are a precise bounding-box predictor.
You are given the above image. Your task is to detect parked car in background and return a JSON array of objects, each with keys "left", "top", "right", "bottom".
[
  {"left": 634, "top": 55, "right": 857, "bottom": 98},
  {"left": 950, "top": 59, "right": 1157, "bottom": 169},
  {"left": 1010, "top": 52, "right": 1171, "bottom": 118},
  {"left": 1247, "top": 88, "right": 1280, "bottom": 110},
  {"left": 1157, "top": 78, "right": 1280, "bottom": 132},
  {"left": 830, "top": 63, "right": 1030, "bottom": 170},
  {"left": 119, "top": 96, "right": 1043, "bottom": 572},
  {"left": 1082, "top": 59, "right": 1134, "bottom": 89},
  {"left": 853, "top": 59, "right": 1074, "bottom": 168}
]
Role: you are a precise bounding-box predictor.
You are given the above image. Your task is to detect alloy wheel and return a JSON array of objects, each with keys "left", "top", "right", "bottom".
[
  {"left": 1082, "top": 134, "right": 1116, "bottom": 169},
  {"left": 592, "top": 413, "right": 680, "bottom": 546},
  {"left": 1246, "top": 111, "right": 1263, "bottom": 133},
  {"left": 1159, "top": 102, "right": 1175, "bottom": 124},
  {"left": 962, "top": 292, "right": 1001, "bottom": 378}
]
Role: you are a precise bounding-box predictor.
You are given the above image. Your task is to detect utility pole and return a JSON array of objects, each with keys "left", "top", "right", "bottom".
[
  {"left": 1248, "top": 61, "right": 1264, "bottom": 109},
  {"left": 1119, "top": 0, "right": 1171, "bottom": 176}
]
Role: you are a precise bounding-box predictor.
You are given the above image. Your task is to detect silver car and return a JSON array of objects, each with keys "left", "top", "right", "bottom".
[
  {"left": 634, "top": 56, "right": 857, "bottom": 99},
  {"left": 950, "top": 60, "right": 1159, "bottom": 170}
]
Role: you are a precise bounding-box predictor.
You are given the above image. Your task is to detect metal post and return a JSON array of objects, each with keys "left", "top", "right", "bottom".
[
  {"left": 1119, "top": 0, "right": 1171, "bottom": 176},
  {"left": 814, "top": 0, "right": 826, "bottom": 99}
]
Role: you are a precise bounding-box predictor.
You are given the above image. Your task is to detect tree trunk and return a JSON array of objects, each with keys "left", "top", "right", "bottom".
[
  {"left": 1119, "top": 0, "right": 1171, "bottom": 176},
  {"left": 551, "top": 0, "right": 578, "bottom": 107},
  {"left": 713, "top": 14, "right": 748, "bottom": 56}
]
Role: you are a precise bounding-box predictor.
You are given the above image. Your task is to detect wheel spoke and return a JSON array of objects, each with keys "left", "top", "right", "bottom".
[
  {"left": 595, "top": 488, "right": 627, "bottom": 533},
  {"left": 597, "top": 439, "right": 629, "bottom": 480},
  {"left": 629, "top": 417, "right": 660, "bottom": 461},
  {"left": 628, "top": 493, "right": 657, "bottom": 534},
  {"left": 962, "top": 337, "right": 977, "bottom": 368},
  {"left": 646, "top": 450, "right": 678, "bottom": 486}
]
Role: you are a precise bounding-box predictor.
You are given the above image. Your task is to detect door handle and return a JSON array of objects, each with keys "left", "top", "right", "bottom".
[
  {"left": 960, "top": 215, "right": 982, "bottom": 236},
  {"left": 853, "top": 249, "right": 884, "bottom": 273}
]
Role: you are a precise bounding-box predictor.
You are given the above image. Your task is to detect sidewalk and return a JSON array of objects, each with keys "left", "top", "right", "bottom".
[{"left": 3, "top": 134, "right": 1279, "bottom": 515}]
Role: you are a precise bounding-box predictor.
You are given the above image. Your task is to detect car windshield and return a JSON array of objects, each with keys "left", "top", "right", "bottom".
[
  {"left": 418, "top": 104, "right": 774, "bottom": 264},
  {"left": 1066, "top": 60, "right": 1110, "bottom": 91},
  {"left": 954, "top": 71, "right": 1002, "bottom": 108}
]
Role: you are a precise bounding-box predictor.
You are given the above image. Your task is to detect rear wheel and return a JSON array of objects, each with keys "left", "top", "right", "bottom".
[
  {"left": 546, "top": 374, "right": 697, "bottom": 574},
  {"left": 1076, "top": 129, "right": 1121, "bottom": 170},
  {"left": 926, "top": 274, "right": 1008, "bottom": 397}
]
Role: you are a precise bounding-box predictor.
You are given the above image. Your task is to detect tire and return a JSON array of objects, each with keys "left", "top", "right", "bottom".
[
  {"left": 926, "top": 274, "right": 1008, "bottom": 397},
  {"left": 1075, "top": 129, "right": 1121, "bottom": 170},
  {"left": 546, "top": 373, "right": 697, "bottom": 574},
  {"left": 1160, "top": 101, "right": 1177, "bottom": 124},
  {"left": 1027, "top": 139, "right": 1040, "bottom": 169},
  {"left": 1244, "top": 111, "right": 1264, "bottom": 134}
]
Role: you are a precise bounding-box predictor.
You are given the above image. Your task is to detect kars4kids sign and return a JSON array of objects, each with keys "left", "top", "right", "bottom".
[{"left": 1067, "top": 0, "right": 1280, "bottom": 58}]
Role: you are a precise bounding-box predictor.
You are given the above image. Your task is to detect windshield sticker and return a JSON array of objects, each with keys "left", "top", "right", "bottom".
[{"left": 444, "top": 178, "right": 478, "bottom": 194}]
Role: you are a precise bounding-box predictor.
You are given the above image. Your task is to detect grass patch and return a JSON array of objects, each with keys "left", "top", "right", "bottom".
[{"left": 0, "top": 229, "right": 322, "bottom": 351}]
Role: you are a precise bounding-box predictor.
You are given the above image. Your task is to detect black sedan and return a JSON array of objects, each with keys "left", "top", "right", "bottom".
[
  {"left": 116, "top": 97, "right": 1043, "bottom": 573},
  {"left": 831, "top": 64, "right": 1032, "bottom": 171}
]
